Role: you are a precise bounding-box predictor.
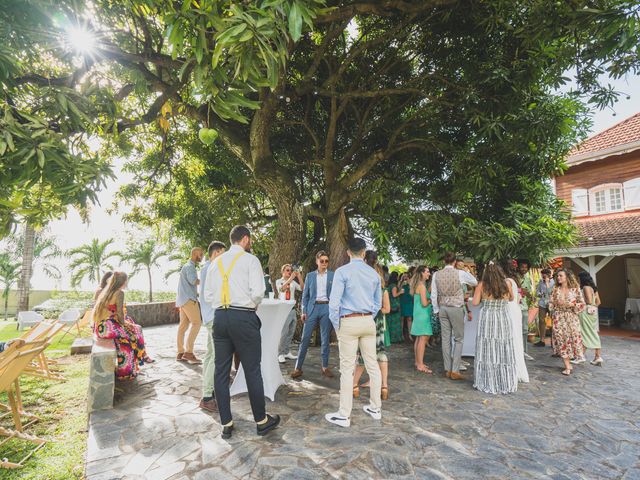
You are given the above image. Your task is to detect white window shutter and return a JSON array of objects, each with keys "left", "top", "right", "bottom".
[
  {"left": 623, "top": 178, "right": 640, "bottom": 210},
  {"left": 572, "top": 188, "right": 589, "bottom": 217}
]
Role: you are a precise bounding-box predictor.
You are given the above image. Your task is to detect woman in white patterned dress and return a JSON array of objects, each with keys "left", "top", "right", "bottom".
[{"left": 472, "top": 262, "right": 518, "bottom": 395}]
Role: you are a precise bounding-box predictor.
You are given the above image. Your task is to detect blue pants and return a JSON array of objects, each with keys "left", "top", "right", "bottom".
[{"left": 295, "top": 303, "right": 332, "bottom": 370}]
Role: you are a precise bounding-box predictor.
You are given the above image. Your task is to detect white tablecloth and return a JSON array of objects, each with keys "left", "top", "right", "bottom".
[
  {"left": 462, "top": 299, "right": 481, "bottom": 357},
  {"left": 229, "top": 299, "right": 295, "bottom": 401}
]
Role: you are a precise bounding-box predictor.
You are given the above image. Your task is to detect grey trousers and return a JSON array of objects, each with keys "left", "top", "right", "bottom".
[
  {"left": 278, "top": 308, "right": 297, "bottom": 356},
  {"left": 440, "top": 306, "right": 465, "bottom": 373}
]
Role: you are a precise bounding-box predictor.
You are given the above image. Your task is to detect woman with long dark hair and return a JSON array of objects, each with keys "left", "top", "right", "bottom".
[
  {"left": 93, "top": 271, "right": 151, "bottom": 379},
  {"left": 472, "top": 262, "right": 517, "bottom": 394},
  {"left": 549, "top": 269, "right": 585, "bottom": 375},
  {"left": 410, "top": 266, "right": 433, "bottom": 373},
  {"left": 577, "top": 271, "right": 603, "bottom": 366},
  {"left": 386, "top": 271, "right": 404, "bottom": 343}
]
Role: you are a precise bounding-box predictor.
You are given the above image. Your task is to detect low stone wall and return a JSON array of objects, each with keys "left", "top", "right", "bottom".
[{"left": 125, "top": 301, "right": 179, "bottom": 327}]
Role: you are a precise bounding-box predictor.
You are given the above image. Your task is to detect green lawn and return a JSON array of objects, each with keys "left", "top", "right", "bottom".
[{"left": 0, "top": 322, "right": 90, "bottom": 479}]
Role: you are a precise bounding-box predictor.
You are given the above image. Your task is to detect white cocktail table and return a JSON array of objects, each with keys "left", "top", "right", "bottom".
[{"left": 229, "top": 299, "right": 295, "bottom": 401}]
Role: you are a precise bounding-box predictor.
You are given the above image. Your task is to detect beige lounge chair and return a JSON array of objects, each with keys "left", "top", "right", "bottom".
[{"left": 0, "top": 342, "right": 48, "bottom": 469}]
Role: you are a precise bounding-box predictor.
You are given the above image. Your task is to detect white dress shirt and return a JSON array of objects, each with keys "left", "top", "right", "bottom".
[
  {"left": 275, "top": 277, "right": 301, "bottom": 301},
  {"left": 431, "top": 265, "right": 478, "bottom": 314},
  {"left": 204, "top": 244, "right": 265, "bottom": 309},
  {"left": 316, "top": 271, "right": 329, "bottom": 301}
]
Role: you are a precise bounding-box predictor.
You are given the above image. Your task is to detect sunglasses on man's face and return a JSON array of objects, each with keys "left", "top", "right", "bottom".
[{"left": 318, "top": 258, "right": 329, "bottom": 264}]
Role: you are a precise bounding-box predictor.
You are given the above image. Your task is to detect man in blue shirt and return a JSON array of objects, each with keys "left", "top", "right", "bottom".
[
  {"left": 326, "top": 238, "right": 382, "bottom": 428},
  {"left": 176, "top": 247, "right": 204, "bottom": 364},
  {"left": 198, "top": 241, "right": 226, "bottom": 412}
]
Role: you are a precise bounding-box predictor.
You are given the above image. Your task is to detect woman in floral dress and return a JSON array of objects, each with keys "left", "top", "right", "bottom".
[
  {"left": 93, "top": 271, "right": 150, "bottom": 379},
  {"left": 549, "top": 269, "right": 585, "bottom": 376}
]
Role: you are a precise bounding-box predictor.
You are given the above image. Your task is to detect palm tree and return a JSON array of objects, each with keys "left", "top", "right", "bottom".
[
  {"left": 12, "top": 225, "right": 62, "bottom": 312},
  {"left": 0, "top": 253, "right": 22, "bottom": 320},
  {"left": 120, "top": 238, "right": 166, "bottom": 303},
  {"left": 67, "top": 238, "right": 120, "bottom": 288}
]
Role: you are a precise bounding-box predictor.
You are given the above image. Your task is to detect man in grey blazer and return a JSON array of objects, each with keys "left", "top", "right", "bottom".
[{"left": 291, "top": 250, "right": 335, "bottom": 379}]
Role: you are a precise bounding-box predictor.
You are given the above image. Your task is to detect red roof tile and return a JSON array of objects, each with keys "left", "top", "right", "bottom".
[
  {"left": 569, "top": 112, "right": 640, "bottom": 160},
  {"left": 575, "top": 211, "right": 640, "bottom": 247}
]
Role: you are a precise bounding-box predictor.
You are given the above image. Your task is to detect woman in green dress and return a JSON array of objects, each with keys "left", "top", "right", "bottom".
[
  {"left": 399, "top": 270, "right": 414, "bottom": 343},
  {"left": 410, "top": 266, "right": 433, "bottom": 373},
  {"left": 577, "top": 271, "right": 603, "bottom": 366},
  {"left": 387, "top": 272, "right": 404, "bottom": 343}
]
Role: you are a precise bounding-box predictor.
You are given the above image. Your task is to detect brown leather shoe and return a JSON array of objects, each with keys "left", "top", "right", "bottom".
[
  {"left": 321, "top": 367, "right": 334, "bottom": 378},
  {"left": 177, "top": 353, "right": 185, "bottom": 361},
  {"left": 182, "top": 352, "right": 202, "bottom": 365},
  {"left": 444, "top": 371, "right": 451, "bottom": 378},
  {"left": 290, "top": 368, "right": 303, "bottom": 379},
  {"left": 199, "top": 398, "right": 218, "bottom": 412},
  {"left": 449, "top": 372, "right": 465, "bottom": 380}
]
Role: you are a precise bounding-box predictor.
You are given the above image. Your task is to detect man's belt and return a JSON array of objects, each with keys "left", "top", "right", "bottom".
[
  {"left": 315, "top": 300, "right": 329, "bottom": 304},
  {"left": 340, "top": 312, "right": 371, "bottom": 319},
  {"left": 215, "top": 306, "right": 256, "bottom": 312}
]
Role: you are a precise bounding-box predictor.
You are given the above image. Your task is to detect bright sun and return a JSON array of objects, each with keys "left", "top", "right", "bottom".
[{"left": 66, "top": 27, "right": 96, "bottom": 54}]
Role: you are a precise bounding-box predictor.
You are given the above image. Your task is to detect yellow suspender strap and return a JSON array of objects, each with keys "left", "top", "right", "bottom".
[{"left": 217, "top": 251, "right": 246, "bottom": 307}]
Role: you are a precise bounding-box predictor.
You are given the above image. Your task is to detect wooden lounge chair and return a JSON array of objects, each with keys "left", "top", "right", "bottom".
[
  {"left": 22, "top": 322, "right": 66, "bottom": 381},
  {"left": 0, "top": 342, "right": 48, "bottom": 469}
]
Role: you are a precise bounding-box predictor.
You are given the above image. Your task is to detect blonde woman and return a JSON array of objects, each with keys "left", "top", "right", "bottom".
[
  {"left": 93, "top": 271, "right": 150, "bottom": 379},
  {"left": 410, "top": 266, "right": 433, "bottom": 374}
]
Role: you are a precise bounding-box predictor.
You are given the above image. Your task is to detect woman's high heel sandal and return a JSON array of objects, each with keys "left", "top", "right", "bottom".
[
  {"left": 353, "top": 385, "right": 360, "bottom": 398},
  {"left": 590, "top": 357, "right": 603, "bottom": 366},
  {"left": 381, "top": 387, "right": 389, "bottom": 401}
]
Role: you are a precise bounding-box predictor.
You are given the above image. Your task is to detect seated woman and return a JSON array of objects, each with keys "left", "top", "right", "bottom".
[{"left": 93, "top": 271, "right": 152, "bottom": 379}]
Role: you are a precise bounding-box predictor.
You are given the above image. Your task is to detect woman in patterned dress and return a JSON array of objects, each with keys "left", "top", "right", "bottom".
[
  {"left": 93, "top": 271, "right": 150, "bottom": 379},
  {"left": 387, "top": 272, "right": 404, "bottom": 343},
  {"left": 577, "top": 271, "right": 603, "bottom": 366},
  {"left": 354, "top": 256, "right": 391, "bottom": 400},
  {"left": 472, "top": 262, "right": 517, "bottom": 395},
  {"left": 399, "top": 270, "right": 414, "bottom": 343},
  {"left": 549, "top": 269, "right": 585, "bottom": 376}
]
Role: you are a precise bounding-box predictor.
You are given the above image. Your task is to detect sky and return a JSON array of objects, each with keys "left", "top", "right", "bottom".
[{"left": 29, "top": 73, "right": 640, "bottom": 293}]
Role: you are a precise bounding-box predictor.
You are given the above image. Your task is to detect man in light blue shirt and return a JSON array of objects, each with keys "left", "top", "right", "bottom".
[
  {"left": 326, "top": 238, "right": 382, "bottom": 428},
  {"left": 198, "top": 241, "right": 226, "bottom": 412},
  {"left": 176, "top": 247, "right": 204, "bottom": 364}
]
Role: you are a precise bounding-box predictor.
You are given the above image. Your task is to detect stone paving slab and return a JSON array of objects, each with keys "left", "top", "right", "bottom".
[{"left": 85, "top": 324, "right": 640, "bottom": 479}]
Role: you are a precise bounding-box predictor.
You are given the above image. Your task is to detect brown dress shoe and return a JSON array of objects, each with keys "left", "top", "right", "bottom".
[
  {"left": 321, "top": 367, "right": 334, "bottom": 378},
  {"left": 444, "top": 371, "right": 451, "bottom": 378},
  {"left": 199, "top": 398, "right": 218, "bottom": 412},
  {"left": 177, "top": 353, "right": 185, "bottom": 361},
  {"left": 290, "top": 368, "right": 303, "bottom": 379},
  {"left": 182, "top": 352, "right": 202, "bottom": 365},
  {"left": 449, "top": 372, "right": 465, "bottom": 380}
]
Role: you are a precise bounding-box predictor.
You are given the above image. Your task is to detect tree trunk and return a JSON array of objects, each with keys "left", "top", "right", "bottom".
[
  {"left": 147, "top": 266, "right": 153, "bottom": 303},
  {"left": 17, "top": 223, "right": 35, "bottom": 313},
  {"left": 325, "top": 207, "right": 351, "bottom": 270},
  {"left": 3, "top": 294, "right": 8, "bottom": 321}
]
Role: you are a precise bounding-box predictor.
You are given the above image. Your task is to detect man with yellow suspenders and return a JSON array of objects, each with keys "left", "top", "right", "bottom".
[{"left": 204, "top": 225, "right": 281, "bottom": 439}]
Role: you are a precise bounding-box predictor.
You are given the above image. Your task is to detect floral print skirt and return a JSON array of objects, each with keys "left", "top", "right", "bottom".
[
  {"left": 552, "top": 309, "right": 584, "bottom": 359},
  {"left": 95, "top": 314, "right": 148, "bottom": 379}
]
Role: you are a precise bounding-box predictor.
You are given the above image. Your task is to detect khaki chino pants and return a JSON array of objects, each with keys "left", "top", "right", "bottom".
[
  {"left": 337, "top": 315, "right": 381, "bottom": 418},
  {"left": 178, "top": 300, "right": 202, "bottom": 354}
]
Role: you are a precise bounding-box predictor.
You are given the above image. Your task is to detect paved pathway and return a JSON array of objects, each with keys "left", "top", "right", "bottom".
[{"left": 85, "top": 324, "right": 640, "bottom": 480}]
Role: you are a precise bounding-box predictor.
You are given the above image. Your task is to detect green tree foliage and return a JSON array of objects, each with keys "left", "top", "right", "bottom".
[
  {"left": 120, "top": 237, "right": 166, "bottom": 302},
  {"left": 67, "top": 238, "right": 120, "bottom": 288}
]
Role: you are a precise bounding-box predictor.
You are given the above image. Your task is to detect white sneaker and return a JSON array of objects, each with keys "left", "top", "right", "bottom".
[
  {"left": 278, "top": 355, "right": 286, "bottom": 364},
  {"left": 363, "top": 405, "right": 382, "bottom": 420},
  {"left": 524, "top": 353, "right": 534, "bottom": 361},
  {"left": 570, "top": 356, "right": 586, "bottom": 365},
  {"left": 284, "top": 352, "right": 298, "bottom": 360},
  {"left": 461, "top": 360, "right": 470, "bottom": 367},
  {"left": 459, "top": 365, "right": 467, "bottom": 372},
  {"left": 325, "top": 412, "right": 350, "bottom": 427}
]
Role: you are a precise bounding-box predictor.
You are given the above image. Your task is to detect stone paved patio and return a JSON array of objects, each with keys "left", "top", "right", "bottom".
[{"left": 85, "top": 324, "right": 640, "bottom": 480}]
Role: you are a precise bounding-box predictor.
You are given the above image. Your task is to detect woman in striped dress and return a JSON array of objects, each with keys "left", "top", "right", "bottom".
[
  {"left": 577, "top": 271, "right": 603, "bottom": 366},
  {"left": 472, "top": 262, "right": 518, "bottom": 395}
]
